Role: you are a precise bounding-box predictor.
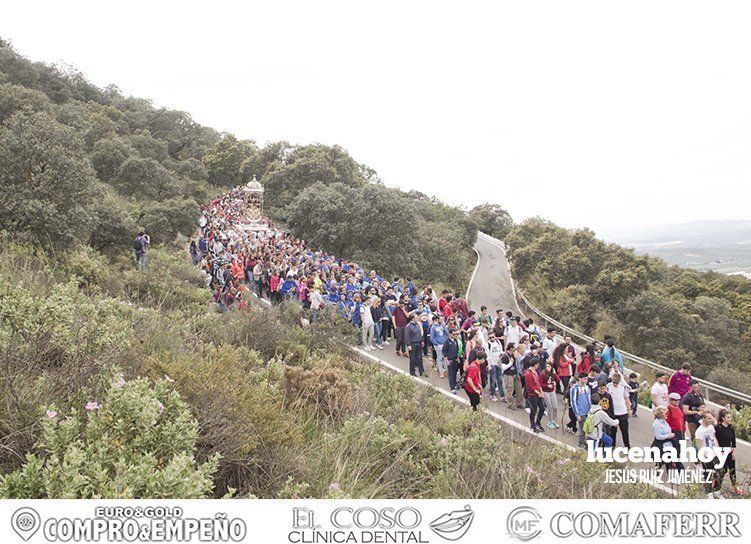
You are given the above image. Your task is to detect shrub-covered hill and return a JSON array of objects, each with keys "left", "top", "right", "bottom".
[
  {"left": 0, "top": 243, "right": 668, "bottom": 499},
  {"left": 0, "top": 38, "right": 504, "bottom": 289}
]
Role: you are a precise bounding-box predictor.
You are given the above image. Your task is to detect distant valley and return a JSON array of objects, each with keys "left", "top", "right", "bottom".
[{"left": 601, "top": 220, "right": 751, "bottom": 277}]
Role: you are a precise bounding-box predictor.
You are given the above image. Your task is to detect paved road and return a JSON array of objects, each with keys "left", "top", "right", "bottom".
[
  {"left": 353, "top": 232, "right": 750, "bottom": 494},
  {"left": 466, "top": 233, "right": 520, "bottom": 313}
]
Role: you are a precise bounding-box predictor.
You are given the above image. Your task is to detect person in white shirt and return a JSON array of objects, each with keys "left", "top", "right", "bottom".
[
  {"left": 695, "top": 412, "right": 721, "bottom": 498},
  {"left": 541, "top": 328, "right": 558, "bottom": 363},
  {"left": 309, "top": 287, "right": 324, "bottom": 322},
  {"left": 504, "top": 317, "right": 523, "bottom": 349},
  {"left": 487, "top": 333, "right": 505, "bottom": 401},
  {"left": 360, "top": 299, "right": 375, "bottom": 351},
  {"left": 606, "top": 373, "right": 632, "bottom": 448},
  {"left": 650, "top": 371, "right": 669, "bottom": 409}
]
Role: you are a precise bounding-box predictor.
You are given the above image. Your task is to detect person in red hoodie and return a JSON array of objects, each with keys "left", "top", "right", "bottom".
[
  {"left": 464, "top": 351, "right": 484, "bottom": 411},
  {"left": 665, "top": 392, "right": 686, "bottom": 441},
  {"left": 668, "top": 363, "right": 692, "bottom": 399},
  {"left": 524, "top": 357, "right": 546, "bottom": 432},
  {"left": 578, "top": 344, "right": 595, "bottom": 376}
]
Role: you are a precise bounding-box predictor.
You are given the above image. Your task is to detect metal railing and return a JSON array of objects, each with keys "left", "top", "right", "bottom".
[{"left": 515, "top": 284, "right": 751, "bottom": 406}]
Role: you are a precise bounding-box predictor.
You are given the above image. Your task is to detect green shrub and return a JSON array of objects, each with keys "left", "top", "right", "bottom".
[
  {"left": 142, "top": 345, "right": 301, "bottom": 497},
  {"left": 0, "top": 277, "right": 131, "bottom": 366},
  {"left": 0, "top": 374, "right": 219, "bottom": 498},
  {"left": 120, "top": 247, "right": 208, "bottom": 311},
  {"left": 732, "top": 405, "right": 751, "bottom": 442}
]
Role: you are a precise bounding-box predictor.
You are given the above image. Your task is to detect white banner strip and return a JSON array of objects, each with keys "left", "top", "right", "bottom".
[{"left": 0, "top": 499, "right": 745, "bottom": 544}]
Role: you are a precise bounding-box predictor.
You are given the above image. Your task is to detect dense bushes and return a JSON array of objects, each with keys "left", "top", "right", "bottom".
[
  {"left": 0, "top": 110, "right": 102, "bottom": 248},
  {"left": 0, "top": 40, "right": 217, "bottom": 249},
  {"left": 285, "top": 182, "right": 477, "bottom": 287},
  {"left": 469, "top": 203, "right": 513, "bottom": 240},
  {"left": 0, "top": 375, "right": 219, "bottom": 498}
]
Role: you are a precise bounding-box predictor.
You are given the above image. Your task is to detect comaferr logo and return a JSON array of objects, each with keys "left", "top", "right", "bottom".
[
  {"left": 550, "top": 512, "right": 741, "bottom": 538},
  {"left": 506, "top": 508, "right": 742, "bottom": 539}
]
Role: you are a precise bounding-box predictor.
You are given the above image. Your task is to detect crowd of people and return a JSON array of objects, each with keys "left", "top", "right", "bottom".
[{"left": 185, "top": 185, "right": 745, "bottom": 499}]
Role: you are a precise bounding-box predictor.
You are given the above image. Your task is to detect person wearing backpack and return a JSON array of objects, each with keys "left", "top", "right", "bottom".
[
  {"left": 570, "top": 373, "right": 592, "bottom": 448},
  {"left": 133, "top": 231, "right": 150, "bottom": 271},
  {"left": 501, "top": 343, "right": 522, "bottom": 409},
  {"left": 585, "top": 396, "right": 618, "bottom": 448}
]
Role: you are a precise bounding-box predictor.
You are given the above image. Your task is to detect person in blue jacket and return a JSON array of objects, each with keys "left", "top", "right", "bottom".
[
  {"left": 351, "top": 294, "right": 363, "bottom": 329},
  {"left": 570, "top": 372, "right": 592, "bottom": 447},
  {"left": 430, "top": 315, "right": 449, "bottom": 378},
  {"left": 279, "top": 275, "right": 298, "bottom": 300},
  {"left": 600, "top": 338, "right": 625, "bottom": 374}
]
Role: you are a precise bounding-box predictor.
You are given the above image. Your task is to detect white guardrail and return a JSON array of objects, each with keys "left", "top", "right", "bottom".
[{"left": 478, "top": 232, "right": 751, "bottom": 406}]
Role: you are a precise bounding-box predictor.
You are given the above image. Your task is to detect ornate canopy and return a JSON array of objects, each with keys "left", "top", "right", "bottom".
[{"left": 244, "top": 176, "right": 264, "bottom": 222}]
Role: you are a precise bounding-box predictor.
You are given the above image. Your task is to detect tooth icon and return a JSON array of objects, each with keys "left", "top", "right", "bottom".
[{"left": 429, "top": 505, "right": 474, "bottom": 541}]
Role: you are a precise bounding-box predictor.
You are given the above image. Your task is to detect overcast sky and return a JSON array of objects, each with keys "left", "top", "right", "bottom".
[{"left": 3, "top": 1, "right": 751, "bottom": 237}]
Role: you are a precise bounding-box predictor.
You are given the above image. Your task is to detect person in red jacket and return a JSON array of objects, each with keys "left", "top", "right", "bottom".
[
  {"left": 554, "top": 344, "right": 575, "bottom": 393},
  {"left": 578, "top": 344, "right": 595, "bottom": 376},
  {"left": 668, "top": 363, "right": 692, "bottom": 398},
  {"left": 665, "top": 392, "right": 686, "bottom": 440},
  {"left": 524, "top": 357, "right": 546, "bottom": 432},
  {"left": 464, "top": 351, "right": 484, "bottom": 411}
]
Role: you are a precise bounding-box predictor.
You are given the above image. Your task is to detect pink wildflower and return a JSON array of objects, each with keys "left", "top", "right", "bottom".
[
  {"left": 45, "top": 409, "right": 57, "bottom": 419},
  {"left": 85, "top": 401, "right": 101, "bottom": 411},
  {"left": 328, "top": 482, "right": 340, "bottom": 492}
]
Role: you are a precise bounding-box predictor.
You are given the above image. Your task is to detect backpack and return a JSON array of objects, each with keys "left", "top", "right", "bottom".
[
  {"left": 133, "top": 236, "right": 142, "bottom": 251},
  {"left": 502, "top": 354, "right": 516, "bottom": 376},
  {"left": 583, "top": 414, "right": 595, "bottom": 435}
]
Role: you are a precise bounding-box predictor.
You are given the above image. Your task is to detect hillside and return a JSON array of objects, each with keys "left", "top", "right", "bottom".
[{"left": 0, "top": 39, "right": 672, "bottom": 500}]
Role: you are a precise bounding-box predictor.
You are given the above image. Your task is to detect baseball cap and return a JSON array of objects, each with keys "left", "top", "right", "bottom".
[{"left": 668, "top": 392, "right": 681, "bottom": 400}]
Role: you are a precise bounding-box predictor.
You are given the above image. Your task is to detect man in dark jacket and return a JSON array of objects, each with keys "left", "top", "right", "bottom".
[
  {"left": 442, "top": 329, "right": 461, "bottom": 393},
  {"left": 405, "top": 313, "right": 425, "bottom": 377},
  {"left": 133, "top": 231, "right": 150, "bottom": 271}
]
